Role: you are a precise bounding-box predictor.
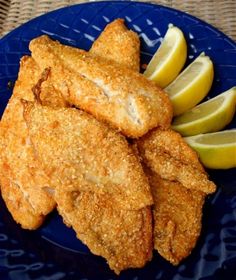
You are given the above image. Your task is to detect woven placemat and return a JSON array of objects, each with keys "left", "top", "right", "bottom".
[{"left": 0, "top": 0, "right": 236, "bottom": 41}]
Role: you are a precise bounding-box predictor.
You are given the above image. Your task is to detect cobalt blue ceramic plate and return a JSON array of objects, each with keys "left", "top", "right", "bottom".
[{"left": 0, "top": 1, "right": 236, "bottom": 279}]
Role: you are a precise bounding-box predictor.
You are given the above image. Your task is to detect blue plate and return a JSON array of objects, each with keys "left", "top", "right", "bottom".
[{"left": 0, "top": 1, "right": 236, "bottom": 279}]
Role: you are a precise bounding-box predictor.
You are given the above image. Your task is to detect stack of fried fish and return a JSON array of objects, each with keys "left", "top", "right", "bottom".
[{"left": 0, "top": 19, "right": 216, "bottom": 274}]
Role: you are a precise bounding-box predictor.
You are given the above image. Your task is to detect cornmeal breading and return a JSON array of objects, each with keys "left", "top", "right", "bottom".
[
  {"left": 143, "top": 167, "right": 204, "bottom": 265},
  {"left": 33, "top": 67, "right": 70, "bottom": 108},
  {"left": 33, "top": 19, "right": 140, "bottom": 108},
  {"left": 0, "top": 56, "right": 55, "bottom": 229},
  {"left": 0, "top": 176, "right": 45, "bottom": 229},
  {"left": 29, "top": 35, "right": 173, "bottom": 138},
  {"left": 90, "top": 18, "right": 140, "bottom": 71},
  {"left": 22, "top": 100, "right": 153, "bottom": 273},
  {"left": 23, "top": 101, "right": 153, "bottom": 210},
  {"left": 137, "top": 129, "right": 216, "bottom": 194},
  {"left": 136, "top": 129, "right": 216, "bottom": 265},
  {"left": 56, "top": 191, "right": 153, "bottom": 274}
]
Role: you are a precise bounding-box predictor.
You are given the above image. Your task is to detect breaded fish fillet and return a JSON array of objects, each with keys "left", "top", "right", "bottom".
[
  {"left": 22, "top": 100, "right": 153, "bottom": 210},
  {"left": 22, "top": 100, "right": 153, "bottom": 273},
  {"left": 29, "top": 35, "right": 172, "bottom": 138},
  {"left": 56, "top": 190, "right": 153, "bottom": 274},
  {"left": 136, "top": 129, "right": 216, "bottom": 265},
  {"left": 143, "top": 167, "right": 204, "bottom": 265},
  {"left": 34, "top": 67, "right": 70, "bottom": 108},
  {"left": 0, "top": 56, "right": 55, "bottom": 229},
  {"left": 90, "top": 18, "right": 140, "bottom": 71},
  {"left": 32, "top": 19, "right": 140, "bottom": 108},
  {"left": 137, "top": 129, "right": 216, "bottom": 194}
]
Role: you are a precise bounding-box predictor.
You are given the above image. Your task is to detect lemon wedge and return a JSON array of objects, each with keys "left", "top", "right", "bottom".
[
  {"left": 172, "top": 87, "right": 236, "bottom": 136},
  {"left": 143, "top": 25, "right": 187, "bottom": 88},
  {"left": 165, "top": 52, "right": 214, "bottom": 116},
  {"left": 184, "top": 130, "right": 236, "bottom": 169}
]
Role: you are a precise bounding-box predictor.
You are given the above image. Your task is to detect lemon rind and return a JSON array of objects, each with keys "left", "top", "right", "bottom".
[{"left": 172, "top": 87, "right": 236, "bottom": 135}]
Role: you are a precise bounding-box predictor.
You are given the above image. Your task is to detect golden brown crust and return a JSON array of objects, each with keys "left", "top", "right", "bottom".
[
  {"left": 23, "top": 101, "right": 153, "bottom": 210},
  {"left": 29, "top": 35, "right": 173, "bottom": 138},
  {"left": 32, "top": 68, "right": 70, "bottom": 108},
  {"left": 136, "top": 129, "right": 216, "bottom": 265},
  {"left": 22, "top": 100, "right": 153, "bottom": 273},
  {"left": 0, "top": 176, "right": 44, "bottom": 229},
  {"left": 56, "top": 190, "right": 153, "bottom": 274},
  {"left": 0, "top": 56, "right": 56, "bottom": 229},
  {"left": 137, "top": 129, "right": 216, "bottom": 194},
  {"left": 90, "top": 18, "right": 140, "bottom": 71},
  {"left": 144, "top": 167, "right": 204, "bottom": 265}
]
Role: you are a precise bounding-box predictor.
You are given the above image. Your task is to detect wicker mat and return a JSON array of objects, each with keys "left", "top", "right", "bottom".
[{"left": 0, "top": 0, "right": 235, "bottom": 41}]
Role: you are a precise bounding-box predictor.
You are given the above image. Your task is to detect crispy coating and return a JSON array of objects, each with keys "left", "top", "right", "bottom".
[
  {"left": 56, "top": 190, "right": 153, "bottom": 274},
  {"left": 0, "top": 176, "right": 44, "bottom": 229},
  {"left": 29, "top": 35, "right": 173, "bottom": 138},
  {"left": 23, "top": 101, "right": 153, "bottom": 210},
  {"left": 33, "top": 67, "right": 70, "bottom": 108},
  {"left": 137, "top": 129, "right": 216, "bottom": 194},
  {"left": 33, "top": 19, "right": 140, "bottom": 107},
  {"left": 22, "top": 101, "right": 153, "bottom": 273},
  {"left": 90, "top": 18, "right": 140, "bottom": 71},
  {"left": 0, "top": 56, "right": 55, "bottom": 229},
  {"left": 136, "top": 129, "right": 216, "bottom": 264},
  {"left": 144, "top": 167, "right": 204, "bottom": 265}
]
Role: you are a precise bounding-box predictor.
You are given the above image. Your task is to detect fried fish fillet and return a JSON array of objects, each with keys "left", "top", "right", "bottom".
[
  {"left": 33, "top": 19, "right": 140, "bottom": 107},
  {"left": 136, "top": 129, "right": 216, "bottom": 264},
  {"left": 0, "top": 56, "right": 55, "bottom": 229},
  {"left": 56, "top": 190, "right": 153, "bottom": 274},
  {"left": 29, "top": 35, "right": 172, "bottom": 138},
  {"left": 22, "top": 100, "right": 153, "bottom": 210},
  {"left": 137, "top": 129, "right": 216, "bottom": 194},
  {"left": 34, "top": 67, "right": 70, "bottom": 108},
  {"left": 90, "top": 18, "right": 140, "bottom": 71},
  {"left": 22, "top": 100, "right": 153, "bottom": 273},
  {"left": 143, "top": 167, "right": 205, "bottom": 265}
]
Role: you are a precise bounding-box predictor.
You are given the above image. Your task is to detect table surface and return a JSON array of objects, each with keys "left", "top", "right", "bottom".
[{"left": 0, "top": 0, "right": 235, "bottom": 41}]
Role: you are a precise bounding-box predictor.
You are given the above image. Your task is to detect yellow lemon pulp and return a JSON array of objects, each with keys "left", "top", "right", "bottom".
[
  {"left": 165, "top": 53, "right": 214, "bottom": 116},
  {"left": 172, "top": 87, "right": 236, "bottom": 136},
  {"left": 184, "top": 130, "right": 236, "bottom": 169},
  {"left": 144, "top": 25, "right": 187, "bottom": 88}
]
